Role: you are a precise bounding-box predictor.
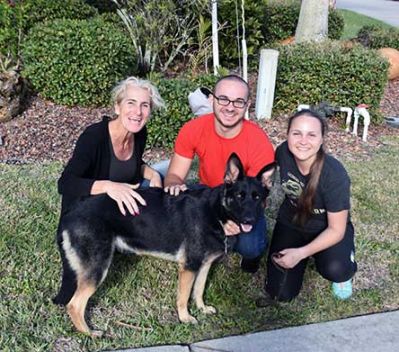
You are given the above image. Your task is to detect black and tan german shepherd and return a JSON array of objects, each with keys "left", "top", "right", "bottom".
[{"left": 53, "top": 153, "right": 275, "bottom": 336}]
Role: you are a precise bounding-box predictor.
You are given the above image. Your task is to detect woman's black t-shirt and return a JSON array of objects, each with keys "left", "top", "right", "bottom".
[{"left": 276, "top": 141, "right": 351, "bottom": 233}]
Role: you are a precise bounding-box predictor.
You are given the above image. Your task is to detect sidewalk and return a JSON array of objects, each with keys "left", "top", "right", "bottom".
[
  {"left": 336, "top": 0, "right": 399, "bottom": 27},
  {"left": 106, "top": 310, "right": 399, "bottom": 352}
]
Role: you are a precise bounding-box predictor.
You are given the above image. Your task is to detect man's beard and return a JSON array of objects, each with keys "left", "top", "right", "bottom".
[{"left": 214, "top": 112, "right": 245, "bottom": 129}]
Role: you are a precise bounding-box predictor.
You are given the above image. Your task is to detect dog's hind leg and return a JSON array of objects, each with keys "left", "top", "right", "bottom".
[
  {"left": 177, "top": 265, "right": 197, "bottom": 324},
  {"left": 66, "top": 277, "right": 102, "bottom": 337},
  {"left": 192, "top": 253, "right": 222, "bottom": 315},
  {"left": 53, "top": 229, "right": 79, "bottom": 305}
]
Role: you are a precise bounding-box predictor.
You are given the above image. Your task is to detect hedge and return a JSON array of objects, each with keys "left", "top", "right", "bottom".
[
  {"left": 357, "top": 25, "right": 399, "bottom": 50},
  {"left": 0, "top": 0, "right": 98, "bottom": 56},
  {"left": 20, "top": 0, "right": 98, "bottom": 32},
  {"left": 22, "top": 18, "right": 136, "bottom": 107},
  {"left": 262, "top": 1, "right": 344, "bottom": 44},
  {"left": 147, "top": 74, "right": 218, "bottom": 148},
  {"left": 217, "top": 0, "right": 268, "bottom": 67},
  {"left": 273, "top": 41, "right": 389, "bottom": 122},
  {"left": 214, "top": 0, "right": 343, "bottom": 68}
]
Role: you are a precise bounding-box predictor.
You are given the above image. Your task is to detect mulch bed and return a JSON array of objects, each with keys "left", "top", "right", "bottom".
[{"left": 0, "top": 79, "right": 398, "bottom": 165}]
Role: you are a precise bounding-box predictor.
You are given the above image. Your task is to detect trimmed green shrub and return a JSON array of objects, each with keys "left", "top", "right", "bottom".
[
  {"left": 216, "top": 0, "right": 344, "bottom": 67},
  {"left": 0, "top": 1, "right": 24, "bottom": 56},
  {"left": 217, "top": 0, "right": 268, "bottom": 67},
  {"left": 273, "top": 41, "right": 389, "bottom": 122},
  {"left": 328, "top": 10, "right": 345, "bottom": 40},
  {"left": 0, "top": 0, "right": 98, "bottom": 57},
  {"left": 22, "top": 18, "right": 136, "bottom": 106},
  {"left": 261, "top": 0, "right": 299, "bottom": 44},
  {"left": 20, "top": 0, "right": 98, "bottom": 31},
  {"left": 98, "top": 11, "right": 122, "bottom": 25},
  {"left": 262, "top": 1, "right": 344, "bottom": 43},
  {"left": 357, "top": 25, "right": 399, "bottom": 49},
  {"left": 147, "top": 75, "right": 218, "bottom": 148}
]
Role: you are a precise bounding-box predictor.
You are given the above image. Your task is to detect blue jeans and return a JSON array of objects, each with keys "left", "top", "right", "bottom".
[
  {"left": 140, "top": 160, "right": 170, "bottom": 188},
  {"left": 233, "top": 214, "right": 268, "bottom": 259},
  {"left": 142, "top": 159, "right": 268, "bottom": 259}
]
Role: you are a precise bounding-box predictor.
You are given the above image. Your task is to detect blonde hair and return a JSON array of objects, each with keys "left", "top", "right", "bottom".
[{"left": 111, "top": 76, "right": 165, "bottom": 111}]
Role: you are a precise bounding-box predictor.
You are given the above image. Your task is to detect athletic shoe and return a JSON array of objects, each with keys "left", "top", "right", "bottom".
[
  {"left": 332, "top": 279, "right": 353, "bottom": 300},
  {"left": 255, "top": 293, "right": 278, "bottom": 308}
]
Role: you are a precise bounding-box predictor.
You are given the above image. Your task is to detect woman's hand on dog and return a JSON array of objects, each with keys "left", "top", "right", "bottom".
[
  {"left": 223, "top": 220, "right": 241, "bottom": 236},
  {"left": 164, "top": 184, "right": 188, "bottom": 196},
  {"left": 105, "top": 181, "right": 146, "bottom": 216}
]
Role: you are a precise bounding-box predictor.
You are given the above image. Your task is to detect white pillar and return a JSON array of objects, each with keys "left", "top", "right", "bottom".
[
  {"left": 212, "top": 0, "right": 219, "bottom": 75},
  {"left": 255, "top": 49, "right": 279, "bottom": 120},
  {"left": 241, "top": 0, "right": 247, "bottom": 82}
]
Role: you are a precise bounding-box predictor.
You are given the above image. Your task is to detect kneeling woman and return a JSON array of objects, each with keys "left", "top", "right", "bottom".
[
  {"left": 265, "top": 109, "right": 357, "bottom": 302},
  {"left": 58, "top": 77, "right": 165, "bottom": 217}
]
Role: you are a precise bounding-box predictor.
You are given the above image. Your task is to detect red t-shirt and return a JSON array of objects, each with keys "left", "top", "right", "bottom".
[{"left": 174, "top": 113, "right": 275, "bottom": 187}]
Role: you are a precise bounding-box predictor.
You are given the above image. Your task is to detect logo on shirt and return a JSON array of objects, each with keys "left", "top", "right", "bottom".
[
  {"left": 281, "top": 172, "right": 326, "bottom": 215},
  {"left": 281, "top": 173, "right": 303, "bottom": 206}
]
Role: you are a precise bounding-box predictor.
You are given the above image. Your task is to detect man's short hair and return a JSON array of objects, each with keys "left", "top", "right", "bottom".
[{"left": 214, "top": 75, "right": 250, "bottom": 100}]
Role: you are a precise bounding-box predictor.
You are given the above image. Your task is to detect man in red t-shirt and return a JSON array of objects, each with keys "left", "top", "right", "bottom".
[{"left": 164, "top": 75, "right": 275, "bottom": 273}]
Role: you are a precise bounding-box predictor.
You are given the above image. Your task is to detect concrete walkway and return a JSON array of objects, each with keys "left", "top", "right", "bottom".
[
  {"left": 106, "top": 310, "right": 399, "bottom": 352},
  {"left": 336, "top": 0, "right": 399, "bottom": 27}
]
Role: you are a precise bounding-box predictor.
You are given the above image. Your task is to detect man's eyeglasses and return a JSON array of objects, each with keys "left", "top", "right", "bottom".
[{"left": 212, "top": 94, "right": 248, "bottom": 109}]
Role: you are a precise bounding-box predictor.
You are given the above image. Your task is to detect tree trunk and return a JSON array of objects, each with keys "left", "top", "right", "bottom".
[{"left": 295, "top": 0, "right": 329, "bottom": 43}]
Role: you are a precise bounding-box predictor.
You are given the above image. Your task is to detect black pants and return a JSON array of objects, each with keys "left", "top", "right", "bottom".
[{"left": 265, "top": 221, "right": 357, "bottom": 302}]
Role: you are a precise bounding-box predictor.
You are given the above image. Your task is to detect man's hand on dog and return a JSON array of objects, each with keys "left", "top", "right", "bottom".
[
  {"left": 164, "top": 183, "right": 188, "bottom": 196},
  {"left": 223, "top": 220, "right": 241, "bottom": 236},
  {"left": 105, "top": 182, "right": 146, "bottom": 216}
]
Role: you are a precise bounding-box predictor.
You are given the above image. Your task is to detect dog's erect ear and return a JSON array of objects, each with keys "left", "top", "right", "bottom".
[
  {"left": 256, "top": 161, "right": 276, "bottom": 189},
  {"left": 224, "top": 153, "right": 244, "bottom": 184}
]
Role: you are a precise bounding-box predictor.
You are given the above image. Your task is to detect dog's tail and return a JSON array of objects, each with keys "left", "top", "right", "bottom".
[{"left": 53, "top": 232, "right": 77, "bottom": 306}]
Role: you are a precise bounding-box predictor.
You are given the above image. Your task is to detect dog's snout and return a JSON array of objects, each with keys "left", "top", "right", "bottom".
[{"left": 241, "top": 216, "right": 256, "bottom": 224}]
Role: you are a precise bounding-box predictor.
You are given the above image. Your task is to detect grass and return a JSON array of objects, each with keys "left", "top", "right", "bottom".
[
  {"left": 338, "top": 9, "right": 395, "bottom": 40},
  {"left": 0, "top": 135, "right": 398, "bottom": 351},
  {"left": 0, "top": 6, "right": 397, "bottom": 352}
]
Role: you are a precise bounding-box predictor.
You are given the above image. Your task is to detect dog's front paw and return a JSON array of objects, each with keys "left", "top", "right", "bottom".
[
  {"left": 201, "top": 305, "right": 217, "bottom": 315},
  {"left": 179, "top": 313, "right": 198, "bottom": 324}
]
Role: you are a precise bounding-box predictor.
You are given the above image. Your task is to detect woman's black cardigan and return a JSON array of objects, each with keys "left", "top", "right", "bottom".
[{"left": 58, "top": 116, "right": 146, "bottom": 215}]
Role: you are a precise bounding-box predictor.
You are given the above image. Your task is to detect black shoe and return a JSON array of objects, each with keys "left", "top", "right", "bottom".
[
  {"left": 240, "top": 256, "right": 261, "bottom": 273},
  {"left": 255, "top": 293, "right": 278, "bottom": 308}
]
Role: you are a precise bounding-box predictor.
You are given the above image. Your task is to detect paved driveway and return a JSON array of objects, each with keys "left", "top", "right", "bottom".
[{"left": 336, "top": 0, "right": 399, "bottom": 27}]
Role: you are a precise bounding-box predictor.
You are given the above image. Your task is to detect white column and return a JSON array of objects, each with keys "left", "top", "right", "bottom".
[
  {"left": 212, "top": 0, "right": 219, "bottom": 75},
  {"left": 241, "top": 0, "right": 247, "bottom": 82},
  {"left": 255, "top": 49, "right": 279, "bottom": 120}
]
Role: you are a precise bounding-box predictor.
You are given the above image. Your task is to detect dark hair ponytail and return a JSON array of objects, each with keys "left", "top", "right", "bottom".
[{"left": 288, "top": 109, "right": 327, "bottom": 226}]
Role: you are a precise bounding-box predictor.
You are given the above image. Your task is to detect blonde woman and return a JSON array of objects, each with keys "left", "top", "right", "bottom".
[{"left": 58, "top": 77, "right": 164, "bottom": 216}]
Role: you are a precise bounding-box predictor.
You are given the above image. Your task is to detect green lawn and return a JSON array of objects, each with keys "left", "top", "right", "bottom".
[
  {"left": 1, "top": 5, "right": 398, "bottom": 351},
  {"left": 1, "top": 135, "right": 398, "bottom": 351},
  {"left": 338, "top": 9, "right": 395, "bottom": 39}
]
